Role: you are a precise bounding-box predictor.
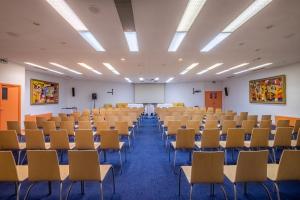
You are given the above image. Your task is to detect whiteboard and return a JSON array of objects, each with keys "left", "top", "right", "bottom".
[{"left": 134, "top": 83, "right": 165, "bottom": 103}]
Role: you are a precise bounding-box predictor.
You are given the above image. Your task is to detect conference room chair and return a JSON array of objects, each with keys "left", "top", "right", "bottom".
[
  {"left": 7, "top": 121, "right": 23, "bottom": 137},
  {"left": 50, "top": 129, "right": 75, "bottom": 162},
  {"left": 179, "top": 151, "right": 226, "bottom": 200},
  {"left": 224, "top": 150, "right": 271, "bottom": 200},
  {"left": 81, "top": 109, "right": 90, "bottom": 116},
  {"left": 105, "top": 115, "right": 118, "bottom": 128},
  {"left": 291, "top": 129, "right": 300, "bottom": 148},
  {"left": 204, "top": 120, "right": 218, "bottom": 129},
  {"left": 186, "top": 120, "right": 201, "bottom": 137},
  {"left": 0, "top": 130, "right": 25, "bottom": 164},
  {"left": 206, "top": 114, "right": 217, "bottom": 121},
  {"left": 42, "top": 121, "right": 56, "bottom": 137},
  {"left": 120, "top": 115, "right": 136, "bottom": 135},
  {"left": 164, "top": 120, "right": 181, "bottom": 147},
  {"left": 244, "top": 128, "right": 269, "bottom": 150},
  {"left": 180, "top": 115, "right": 189, "bottom": 127},
  {"left": 207, "top": 107, "right": 214, "bottom": 114},
  {"left": 170, "top": 129, "right": 195, "bottom": 170},
  {"left": 75, "top": 129, "right": 100, "bottom": 150},
  {"left": 92, "top": 108, "right": 100, "bottom": 115},
  {"left": 24, "top": 121, "right": 38, "bottom": 130},
  {"left": 267, "top": 150, "right": 300, "bottom": 200},
  {"left": 78, "top": 116, "right": 90, "bottom": 122},
  {"left": 50, "top": 116, "right": 62, "bottom": 128},
  {"left": 25, "top": 129, "right": 50, "bottom": 150},
  {"left": 0, "top": 151, "right": 28, "bottom": 200},
  {"left": 292, "top": 120, "right": 300, "bottom": 139},
  {"left": 195, "top": 129, "right": 220, "bottom": 150},
  {"left": 220, "top": 128, "right": 245, "bottom": 164},
  {"left": 191, "top": 115, "right": 203, "bottom": 122},
  {"left": 24, "top": 150, "right": 68, "bottom": 200},
  {"left": 67, "top": 150, "right": 115, "bottom": 200},
  {"left": 61, "top": 115, "right": 75, "bottom": 122},
  {"left": 99, "top": 130, "right": 126, "bottom": 173},
  {"left": 268, "top": 127, "right": 294, "bottom": 163},
  {"left": 58, "top": 113, "right": 67, "bottom": 118},
  {"left": 94, "top": 115, "right": 105, "bottom": 122},
  {"left": 60, "top": 121, "right": 75, "bottom": 138},
  {"left": 261, "top": 115, "right": 272, "bottom": 121},
  {"left": 247, "top": 115, "right": 258, "bottom": 126},
  {"left": 220, "top": 120, "right": 236, "bottom": 136},
  {"left": 115, "top": 121, "right": 133, "bottom": 149},
  {"left": 161, "top": 116, "right": 176, "bottom": 133},
  {"left": 215, "top": 108, "right": 222, "bottom": 113},
  {"left": 220, "top": 115, "right": 234, "bottom": 126},
  {"left": 260, "top": 120, "right": 272, "bottom": 129},
  {"left": 276, "top": 119, "right": 290, "bottom": 128},
  {"left": 241, "top": 120, "right": 256, "bottom": 138},
  {"left": 78, "top": 121, "right": 92, "bottom": 130},
  {"left": 36, "top": 116, "right": 47, "bottom": 129}
]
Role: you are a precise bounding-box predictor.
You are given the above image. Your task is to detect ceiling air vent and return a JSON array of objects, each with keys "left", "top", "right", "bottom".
[{"left": 0, "top": 58, "right": 8, "bottom": 64}]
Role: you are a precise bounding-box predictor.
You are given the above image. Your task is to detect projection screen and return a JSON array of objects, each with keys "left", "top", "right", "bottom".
[{"left": 134, "top": 83, "right": 165, "bottom": 103}]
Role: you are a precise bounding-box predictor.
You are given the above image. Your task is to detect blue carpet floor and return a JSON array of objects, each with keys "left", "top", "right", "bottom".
[{"left": 1, "top": 118, "right": 300, "bottom": 200}]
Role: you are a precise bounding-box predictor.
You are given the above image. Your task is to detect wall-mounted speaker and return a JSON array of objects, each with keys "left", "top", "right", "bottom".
[
  {"left": 72, "top": 87, "right": 75, "bottom": 97},
  {"left": 92, "top": 93, "right": 97, "bottom": 100},
  {"left": 224, "top": 87, "right": 228, "bottom": 96}
]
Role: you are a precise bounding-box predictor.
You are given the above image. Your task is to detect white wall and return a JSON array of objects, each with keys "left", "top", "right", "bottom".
[
  {"left": 165, "top": 81, "right": 223, "bottom": 107},
  {"left": 0, "top": 62, "right": 26, "bottom": 122},
  {"left": 223, "top": 63, "right": 300, "bottom": 117}
]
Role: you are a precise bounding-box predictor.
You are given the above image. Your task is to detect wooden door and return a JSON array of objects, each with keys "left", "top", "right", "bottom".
[
  {"left": 205, "top": 91, "right": 222, "bottom": 111},
  {"left": 0, "top": 83, "right": 21, "bottom": 130}
]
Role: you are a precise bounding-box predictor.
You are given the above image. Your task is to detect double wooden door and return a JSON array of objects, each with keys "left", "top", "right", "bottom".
[{"left": 205, "top": 91, "right": 222, "bottom": 111}]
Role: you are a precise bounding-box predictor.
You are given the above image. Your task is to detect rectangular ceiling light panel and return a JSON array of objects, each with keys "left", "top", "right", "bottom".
[
  {"left": 124, "top": 32, "right": 139, "bottom": 52},
  {"left": 49, "top": 62, "right": 82, "bottom": 74},
  {"left": 102, "top": 63, "right": 120, "bottom": 75},
  {"left": 216, "top": 63, "right": 249, "bottom": 75},
  {"left": 78, "top": 63, "right": 102, "bottom": 75},
  {"left": 24, "top": 62, "right": 64, "bottom": 75},
  {"left": 197, "top": 63, "right": 223, "bottom": 75},
  {"left": 234, "top": 63, "right": 272, "bottom": 74},
  {"left": 180, "top": 63, "right": 199, "bottom": 75}
]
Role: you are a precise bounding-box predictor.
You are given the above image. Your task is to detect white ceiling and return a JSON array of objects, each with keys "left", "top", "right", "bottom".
[{"left": 0, "top": 0, "right": 300, "bottom": 83}]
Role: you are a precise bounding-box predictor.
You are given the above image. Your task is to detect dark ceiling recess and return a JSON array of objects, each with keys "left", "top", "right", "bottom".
[{"left": 114, "top": 0, "right": 136, "bottom": 32}]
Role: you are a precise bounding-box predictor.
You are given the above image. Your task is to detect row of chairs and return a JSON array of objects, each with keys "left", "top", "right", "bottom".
[
  {"left": 0, "top": 150, "right": 115, "bottom": 200},
  {"left": 179, "top": 150, "right": 300, "bottom": 200}
]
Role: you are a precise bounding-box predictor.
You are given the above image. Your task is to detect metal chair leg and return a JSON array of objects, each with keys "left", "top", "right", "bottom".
[
  {"left": 261, "top": 183, "right": 272, "bottom": 200},
  {"left": 24, "top": 183, "right": 35, "bottom": 200},
  {"left": 220, "top": 185, "right": 228, "bottom": 200},
  {"left": 21, "top": 151, "right": 27, "bottom": 165},
  {"left": 272, "top": 148, "right": 276, "bottom": 163},
  {"left": 178, "top": 168, "right": 182, "bottom": 197},
  {"left": 48, "top": 181, "right": 52, "bottom": 196},
  {"left": 59, "top": 181, "right": 63, "bottom": 200},
  {"left": 99, "top": 182, "right": 104, "bottom": 200},
  {"left": 233, "top": 183, "right": 237, "bottom": 200},
  {"left": 17, "top": 150, "right": 21, "bottom": 165},
  {"left": 224, "top": 149, "right": 227, "bottom": 165},
  {"left": 173, "top": 150, "right": 177, "bottom": 173},
  {"left": 274, "top": 182, "right": 281, "bottom": 200},
  {"left": 119, "top": 150, "right": 123, "bottom": 174},
  {"left": 210, "top": 184, "right": 215, "bottom": 196},
  {"left": 81, "top": 181, "right": 85, "bottom": 194},
  {"left": 243, "top": 182, "right": 247, "bottom": 194},
  {"left": 111, "top": 167, "right": 116, "bottom": 194},
  {"left": 15, "top": 182, "right": 21, "bottom": 200},
  {"left": 189, "top": 184, "right": 193, "bottom": 200},
  {"left": 65, "top": 182, "right": 74, "bottom": 200}
]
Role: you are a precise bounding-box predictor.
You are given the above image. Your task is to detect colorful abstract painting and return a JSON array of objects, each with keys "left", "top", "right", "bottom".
[
  {"left": 30, "top": 79, "right": 59, "bottom": 105},
  {"left": 249, "top": 75, "right": 286, "bottom": 104}
]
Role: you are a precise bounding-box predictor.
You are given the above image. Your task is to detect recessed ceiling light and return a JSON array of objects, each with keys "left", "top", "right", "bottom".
[
  {"left": 180, "top": 63, "right": 199, "bottom": 75},
  {"left": 200, "top": 0, "right": 272, "bottom": 52},
  {"left": 168, "top": 0, "right": 207, "bottom": 52},
  {"left": 154, "top": 77, "right": 159, "bottom": 81},
  {"left": 201, "top": 32, "right": 231, "bottom": 52},
  {"left": 216, "top": 63, "right": 249, "bottom": 75},
  {"left": 178, "top": 58, "right": 183, "bottom": 62},
  {"left": 121, "top": 58, "right": 126, "bottom": 61},
  {"left": 124, "top": 32, "right": 139, "bottom": 52},
  {"left": 46, "top": 0, "right": 105, "bottom": 51},
  {"left": 24, "top": 62, "right": 64, "bottom": 75},
  {"left": 139, "top": 77, "right": 144, "bottom": 81},
  {"left": 234, "top": 63, "right": 272, "bottom": 74},
  {"left": 78, "top": 63, "right": 102, "bottom": 75},
  {"left": 124, "top": 77, "right": 132, "bottom": 83},
  {"left": 102, "top": 63, "right": 120, "bottom": 75},
  {"left": 197, "top": 63, "right": 223, "bottom": 75},
  {"left": 166, "top": 77, "right": 174, "bottom": 83},
  {"left": 49, "top": 62, "right": 82, "bottom": 75}
]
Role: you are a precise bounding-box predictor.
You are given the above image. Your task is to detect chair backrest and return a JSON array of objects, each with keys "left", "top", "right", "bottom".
[
  {"left": 58, "top": 113, "right": 67, "bottom": 118},
  {"left": 247, "top": 115, "right": 258, "bottom": 125},
  {"left": 50, "top": 116, "right": 61, "bottom": 128},
  {"left": 249, "top": 128, "right": 269, "bottom": 147},
  {"left": 50, "top": 129, "right": 70, "bottom": 149},
  {"left": 240, "top": 112, "right": 248, "bottom": 121},
  {"left": 259, "top": 120, "right": 272, "bottom": 129},
  {"left": 78, "top": 116, "right": 89, "bottom": 121},
  {"left": 261, "top": 115, "right": 271, "bottom": 121},
  {"left": 225, "top": 128, "right": 245, "bottom": 148},
  {"left": 42, "top": 121, "right": 56, "bottom": 136},
  {"left": 75, "top": 129, "right": 95, "bottom": 149},
  {"left": 276, "top": 120, "right": 290, "bottom": 128},
  {"left": 0, "top": 151, "right": 18, "bottom": 181},
  {"left": 24, "top": 121, "right": 38, "bottom": 130},
  {"left": 27, "top": 150, "right": 61, "bottom": 181},
  {"left": 273, "top": 127, "right": 293, "bottom": 147},
  {"left": 221, "top": 120, "right": 236, "bottom": 134},
  {"left": 293, "top": 120, "right": 300, "bottom": 133},
  {"left": 60, "top": 121, "right": 75, "bottom": 136},
  {"left": 186, "top": 120, "right": 200, "bottom": 133},
  {"left": 206, "top": 115, "right": 217, "bottom": 121},
  {"left": 7, "top": 121, "right": 21, "bottom": 135},
  {"left": 36, "top": 117, "right": 47, "bottom": 128},
  {"left": 115, "top": 121, "right": 129, "bottom": 134},
  {"left": 235, "top": 150, "right": 268, "bottom": 182},
  {"left": 201, "top": 129, "right": 220, "bottom": 148},
  {"left": 180, "top": 116, "right": 189, "bottom": 126},
  {"left": 175, "top": 129, "right": 195, "bottom": 149},
  {"left": 95, "top": 121, "right": 110, "bottom": 133},
  {"left": 99, "top": 130, "right": 119, "bottom": 149},
  {"left": 164, "top": 116, "right": 175, "bottom": 126},
  {"left": 78, "top": 121, "right": 91, "bottom": 130},
  {"left": 276, "top": 150, "right": 300, "bottom": 181},
  {"left": 205, "top": 120, "right": 218, "bottom": 129},
  {"left": 0, "top": 130, "right": 20, "bottom": 150},
  {"left": 167, "top": 121, "right": 181, "bottom": 134},
  {"left": 241, "top": 120, "right": 256, "bottom": 134},
  {"left": 294, "top": 129, "right": 300, "bottom": 147},
  {"left": 191, "top": 115, "right": 202, "bottom": 121},
  {"left": 191, "top": 151, "right": 224, "bottom": 184},
  {"left": 68, "top": 150, "right": 100, "bottom": 181},
  {"left": 25, "top": 129, "right": 46, "bottom": 150}
]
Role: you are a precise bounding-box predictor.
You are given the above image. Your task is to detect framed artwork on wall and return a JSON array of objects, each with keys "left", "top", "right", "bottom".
[
  {"left": 249, "top": 75, "right": 286, "bottom": 104},
  {"left": 30, "top": 79, "right": 59, "bottom": 105}
]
